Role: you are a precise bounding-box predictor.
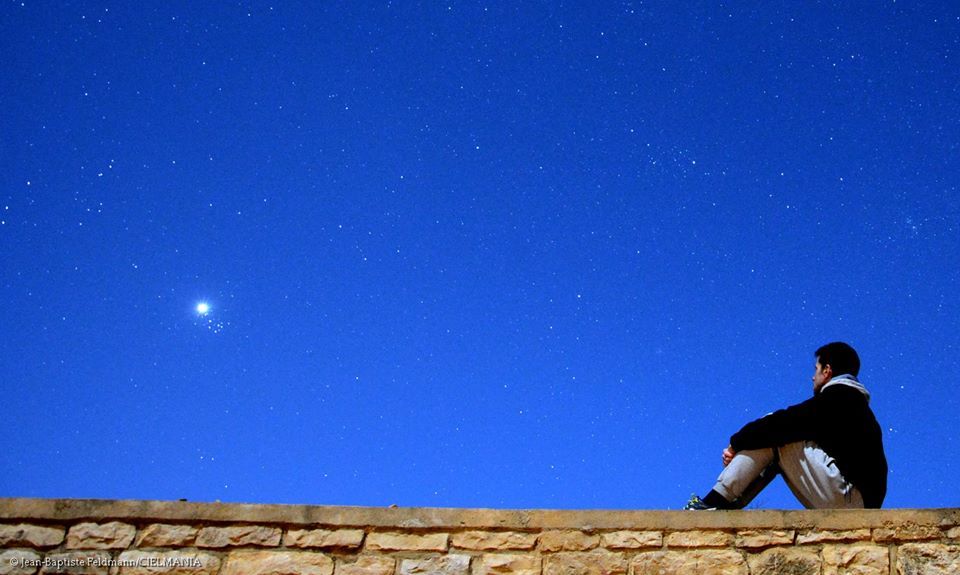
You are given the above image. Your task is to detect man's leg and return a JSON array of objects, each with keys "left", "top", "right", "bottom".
[
  {"left": 777, "top": 441, "right": 864, "bottom": 509},
  {"left": 710, "top": 448, "right": 780, "bottom": 509}
]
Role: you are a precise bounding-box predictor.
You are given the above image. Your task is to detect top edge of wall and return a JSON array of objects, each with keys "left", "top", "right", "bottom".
[{"left": 1, "top": 498, "right": 958, "bottom": 531}]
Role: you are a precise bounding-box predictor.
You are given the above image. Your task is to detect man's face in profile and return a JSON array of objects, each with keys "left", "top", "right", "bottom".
[{"left": 812, "top": 359, "right": 832, "bottom": 394}]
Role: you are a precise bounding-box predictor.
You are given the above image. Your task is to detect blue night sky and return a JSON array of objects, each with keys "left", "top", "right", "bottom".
[{"left": 2, "top": 2, "right": 958, "bottom": 510}]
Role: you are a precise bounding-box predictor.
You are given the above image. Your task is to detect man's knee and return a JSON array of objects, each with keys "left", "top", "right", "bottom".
[
  {"left": 713, "top": 447, "right": 779, "bottom": 503},
  {"left": 730, "top": 448, "right": 777, "bottom": 468}
]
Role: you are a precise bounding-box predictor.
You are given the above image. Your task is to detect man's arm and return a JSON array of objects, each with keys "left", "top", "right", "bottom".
[{"left": 729, "top": 394, "right": 824, "bottom": 452}]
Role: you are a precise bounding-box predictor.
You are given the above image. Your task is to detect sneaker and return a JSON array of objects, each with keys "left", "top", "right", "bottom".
[{"left": 683, "top": 494, "right": 716, "bottom": 510}]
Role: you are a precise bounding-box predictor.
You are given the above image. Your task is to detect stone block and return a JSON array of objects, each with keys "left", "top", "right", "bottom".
[
  {"left": 39, "top": 552, "right": 112, "bottom": 575},
  {"left": 400, "top": 555, "right": 470, "bottom": 575},
  {"left": 474, "top": 554, "right": 541, "bottom": 575},
  {"left": 872, "top": 524, "right": 941, "bottom": 542},
  {"left": 0, "top": 550, "right": 42, "bottom": 575},
  {"left": 542, "top": 552, "right": 625, "bottom": 575},
  {"left": 365, "top": 532, "right": 448, "bottom": 552},
  {"left": 734, "top": 530, "right": 794, "bottom": 549},
  {"left": 538, "top": 532, "right": 599, "bottom": 553},
  {"left": 631, "top": 550, "right": 747, "bottom": 575},
  {"left": 221, "top": 551, "right": 333, "bottom": 575},
  {"left": 795, "top": 529, "right": 871, "bottom": 545},
  {"left": 135, "top": 525, "right": 199, "bottom": 548},
  {"left": 599, "top": 531, "right": 661, "bottom": 550},
  {"left": 284, "top": 529, "right": 364, "bottom": 549},
  {"left": 335, "top": 557, "right": 395, "bottom": 575},
  {"left": 947, "top": 526, "right": 960, "bottom": 540},
  {"left": 0, "top": 525, "right": 65, "bottom": 549},
  {"left": 664, "top": 530, "right": 733, "bottom": 548},
  {"left": 195, "top": 526, "right": 281, "bottom": 548},
  {"left": 65, "top": 523, "right": 136, "bottom": 550},
  {"left": 746, "top": 548, "right": 819, "bottom": 575},
  {"left": 896, "top": 543, "right": 960, "bottom": 575},
  {"left": 115, "top": 551, "right": 221, "bottom": 575},
  {"left": 451, "top": 531, "right": 538, "bottom": 550},
  {"left": 821, "top": 544, "right": 888, "bottom": 575}
]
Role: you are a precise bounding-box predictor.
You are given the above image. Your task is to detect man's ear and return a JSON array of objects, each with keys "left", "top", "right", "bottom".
[{"left": 822, "top": 363, "right": 834, "bottom": 378}]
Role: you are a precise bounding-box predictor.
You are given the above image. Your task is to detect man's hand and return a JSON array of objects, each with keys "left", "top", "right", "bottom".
[{"left": 722, "top": 445, "right": 737, "bottom": 467}]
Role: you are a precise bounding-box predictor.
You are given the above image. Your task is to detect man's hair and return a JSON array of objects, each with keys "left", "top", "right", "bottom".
[{"left": 815, "top": 342, "right": 860, "bottom": 376}]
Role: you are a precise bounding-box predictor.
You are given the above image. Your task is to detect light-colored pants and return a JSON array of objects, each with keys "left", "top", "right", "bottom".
[{"left": 713, "top": 441, "right": 864, "bottom": 509}]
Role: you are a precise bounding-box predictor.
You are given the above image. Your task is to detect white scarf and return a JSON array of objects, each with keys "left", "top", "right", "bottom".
[{"left": 821, "top": 374, "right": 871, "bottom": 403}]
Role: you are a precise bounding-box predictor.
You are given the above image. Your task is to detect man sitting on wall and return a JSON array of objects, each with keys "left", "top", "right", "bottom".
[{"left": 685, "top": 342, "right": 888, "bottom": 510}]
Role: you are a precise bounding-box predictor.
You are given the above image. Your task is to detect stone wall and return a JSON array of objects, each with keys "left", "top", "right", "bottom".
[{"left": 1, "top": 499, "right": 958, "bottom": 575}]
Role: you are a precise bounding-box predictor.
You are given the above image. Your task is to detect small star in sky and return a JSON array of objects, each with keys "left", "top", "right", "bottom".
[{"left": 196, "top": 302, "right": 211, "bottom": 315}]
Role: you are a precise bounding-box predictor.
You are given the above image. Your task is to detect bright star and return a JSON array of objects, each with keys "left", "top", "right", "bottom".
[{"left": 196, "top": 302, "right": 210, "bottom": 315}]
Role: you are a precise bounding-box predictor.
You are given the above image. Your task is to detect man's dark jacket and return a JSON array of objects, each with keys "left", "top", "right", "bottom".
[{"left": 729, "top": 382, "right": 888, "bottom": 508}]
